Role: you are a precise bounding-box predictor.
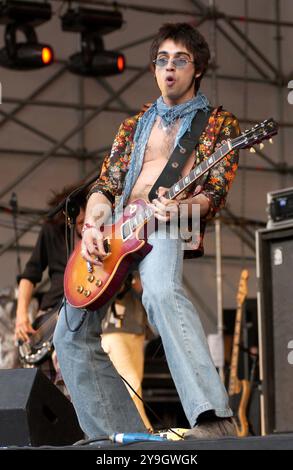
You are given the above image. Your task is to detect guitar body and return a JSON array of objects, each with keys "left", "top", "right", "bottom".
[
  {"left": 229, "top": 379, "right": 251, "bottom": 437},
  {"left": 64, "top": 199, "right": 152, "bottom": 310},
  {"left": 18, "top": 308, "right": 59, "bottom": 366}
]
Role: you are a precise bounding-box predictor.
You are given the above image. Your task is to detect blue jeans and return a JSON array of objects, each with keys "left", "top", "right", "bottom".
[{"left": 54, "top": 229, "right": 232, "bottom": 437}]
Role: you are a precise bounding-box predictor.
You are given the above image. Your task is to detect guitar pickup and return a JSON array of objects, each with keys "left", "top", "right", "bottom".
[{"left": 103, "top": 238, "right": 111, "bottom": 254}]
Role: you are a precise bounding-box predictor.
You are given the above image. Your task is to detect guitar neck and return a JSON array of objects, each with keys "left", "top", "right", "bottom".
[
  {"left": 228, "top": 303, "right": 243, "bottom": 395},
  {"left": 30, "top": 311, "right": 58, "bottom": 346},
  {"left": 164, "top": 117, "right": 277, "bottom": 202},
  {"left": 165, "top": 140, "right": 232, "bottom": 201}
]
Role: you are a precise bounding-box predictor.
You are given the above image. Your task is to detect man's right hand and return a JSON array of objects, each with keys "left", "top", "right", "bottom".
[
  {"left": 15, "top": 314, "right": 36, "bottom": 343},
  {"left": 81, "top": 227, "right": 107, "bottom": 266}
]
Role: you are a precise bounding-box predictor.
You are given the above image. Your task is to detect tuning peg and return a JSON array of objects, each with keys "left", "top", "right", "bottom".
[
  {"left": 259, "top": 143, "right": 264, "bottom": 150},
  {"left": 249, "top": 147, "right": 256, "bottom": 153},
  {"left": 269, "top": 138, "right": 274, "bottom": 144}
]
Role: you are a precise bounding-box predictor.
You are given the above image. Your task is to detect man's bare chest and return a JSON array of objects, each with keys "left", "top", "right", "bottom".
[{"left": 143, "top": 118, "right": 179, "bottom": 165}]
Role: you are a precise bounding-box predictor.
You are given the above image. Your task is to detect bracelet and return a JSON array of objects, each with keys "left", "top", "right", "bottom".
[{"left": 81, "top": 223, "right": 95, "bottom": 235}]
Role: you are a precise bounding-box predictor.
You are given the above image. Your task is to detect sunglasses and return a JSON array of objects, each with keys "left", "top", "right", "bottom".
[{"left": 153, "top": 57, "right": 195, "bottom": 69}]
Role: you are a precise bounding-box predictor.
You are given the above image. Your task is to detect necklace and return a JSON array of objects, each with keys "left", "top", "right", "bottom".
[{"left": 159, "top": 117, "right": 168, "bottom": 132}]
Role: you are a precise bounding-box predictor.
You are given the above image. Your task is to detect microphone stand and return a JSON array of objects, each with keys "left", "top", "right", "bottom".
[
  {"left": 10, "top": 192, "right": 22, "bottom": 276},
  {"left": 46, "top": 175, "right": 100, "bottom": 335},
  {"left": 46, "top": 173, "right": 99, "bottom": 255}
]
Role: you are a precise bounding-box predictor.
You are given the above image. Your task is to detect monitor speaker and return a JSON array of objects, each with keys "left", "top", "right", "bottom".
[
  {"left": 256, "top": 224, "right": 293, "bottom": 434},
  {"left": 0, "top": 368, "right": 83, "bottom": 446}
]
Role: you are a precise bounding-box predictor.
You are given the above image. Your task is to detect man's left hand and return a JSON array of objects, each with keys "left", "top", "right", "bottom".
[{"left": 150, "top": 186, "right": 180, "bottom": 222}]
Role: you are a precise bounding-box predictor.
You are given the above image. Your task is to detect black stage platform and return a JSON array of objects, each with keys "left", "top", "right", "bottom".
[{"left": 2, "top": 433, "right": 293, "bottom": 450}]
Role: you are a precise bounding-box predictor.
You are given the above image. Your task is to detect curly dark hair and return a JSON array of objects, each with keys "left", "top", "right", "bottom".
[
  {"left": 150, "top": 23, "right": 210, "bottom": 91},
  {"left": 46, "top": 181, "right": 88, "bottom": 225}
]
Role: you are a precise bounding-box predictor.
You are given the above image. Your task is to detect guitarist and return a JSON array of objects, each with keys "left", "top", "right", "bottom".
[
  {"left": 54, "top": 22, "right": 240, "bottom": 439},
  {"left": 14, "top": 184, "right": 87, "bottom": 391}
]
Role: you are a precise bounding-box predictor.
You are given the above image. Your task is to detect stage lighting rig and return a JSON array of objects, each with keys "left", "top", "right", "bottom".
[
  {"left": 61, "top": 7, "right": 126, "bottom": 77},
  {"left": 0, "top": 1, "right": 54, "bottom": 70}
]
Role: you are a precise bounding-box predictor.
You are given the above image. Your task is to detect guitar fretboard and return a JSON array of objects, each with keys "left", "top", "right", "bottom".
[
  {"left": 166, "top": 142, "right": 231, "bottom": 201},
  {"left": 229, "top": 304, "right": 242, "bottom": 395},
  {"left": 122, "top": 206, "right": 153, "bottom": 238},
  {"left": 29, "top": 312, "right": 58, "bottom": 347}
]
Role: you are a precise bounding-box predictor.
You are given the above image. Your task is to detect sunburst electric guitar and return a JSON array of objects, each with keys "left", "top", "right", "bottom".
[
  {"left": 228, "top": 269, "right": 250, "bottom": 437},
  {"left": 64, "top": 119, "right": 278, "bottom": 311}
]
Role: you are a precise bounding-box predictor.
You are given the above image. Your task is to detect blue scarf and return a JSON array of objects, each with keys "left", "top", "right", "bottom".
[{"left": 115, "top": 91, "right": 210, "bottom": 216}]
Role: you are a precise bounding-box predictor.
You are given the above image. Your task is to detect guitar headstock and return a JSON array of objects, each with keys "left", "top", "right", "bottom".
[
  {"left": 236, "top": 269, "right": 249, "bottom": 307},
  {"left": 232, "top": 118, "right": 278, "bottom": 151}
]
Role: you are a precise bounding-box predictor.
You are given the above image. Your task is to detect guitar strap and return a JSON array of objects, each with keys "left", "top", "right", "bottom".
[{"left": 148, "top": 107, "right": 213, "bottom": 202}]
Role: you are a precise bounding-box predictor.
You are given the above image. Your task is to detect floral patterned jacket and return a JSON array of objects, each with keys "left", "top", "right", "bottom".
[{"left": 89, "top": 106, "right": 240, "bottom": 258}]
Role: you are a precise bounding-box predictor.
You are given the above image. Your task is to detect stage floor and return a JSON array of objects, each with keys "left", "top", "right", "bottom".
[{"left": 2, "top": 433, "right": 293, "bottom": 450}]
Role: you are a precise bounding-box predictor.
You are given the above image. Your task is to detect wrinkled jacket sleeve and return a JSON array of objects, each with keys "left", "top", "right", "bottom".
[
  {"left": 17, "top": 226, "right": 48, "bottom": 285},
  {"left": 201, "top": 113, "right": 240, "bottom": 220}
]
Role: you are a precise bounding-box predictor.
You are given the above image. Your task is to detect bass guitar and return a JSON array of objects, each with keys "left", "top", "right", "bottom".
[
  {"left": 18, "top": 308, "right": 58, "bottom": 366},
  {"left": 228, "top": 269, "right": 250, "bottom": 437}
]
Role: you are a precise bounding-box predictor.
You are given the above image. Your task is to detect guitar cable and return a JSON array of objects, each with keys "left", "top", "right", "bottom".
[
  {"left": 118, "top": 373, "right": 186, "bottom": 441},
  {"left": 60, "top": 293, "right": 185, "bottom": 440},
  {"left": 63, "top": 298, "right": 88, "bottom": 333},
  {"left": 74, "top": 372, "right": 185, "bottom": 447}
]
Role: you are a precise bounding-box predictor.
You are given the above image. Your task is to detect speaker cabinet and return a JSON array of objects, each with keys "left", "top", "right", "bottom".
[
  {"left": 256, "top": 224, "right": 293, "bottom": 435},
  {"left": 0, "top": 368, "right": 83, "bottom": 446}
]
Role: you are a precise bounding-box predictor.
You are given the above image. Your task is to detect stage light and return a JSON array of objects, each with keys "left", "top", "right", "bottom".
[
  {"left": 61, "top": 7, "right": 126, "bottom": 77},
  {"left": 0, "top": 1, "right": 54, "bottom": 70},
  {"left": 68, "top": 47, "right": 125, "bottom": 77},
  {"left": 42, "top": 46, "right": 53, "bottom": 65},
  {"left": 117, "top": 55, "right": 125, "bottom": 72}
]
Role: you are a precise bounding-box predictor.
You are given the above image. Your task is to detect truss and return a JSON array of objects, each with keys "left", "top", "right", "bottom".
[{"left": 0, "top": 0, "right": 292, "bottom": 262}]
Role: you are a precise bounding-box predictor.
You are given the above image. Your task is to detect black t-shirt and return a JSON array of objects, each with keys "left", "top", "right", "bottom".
[{"left": 18, "top": 223, "right": 67, "bottom": 311}]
